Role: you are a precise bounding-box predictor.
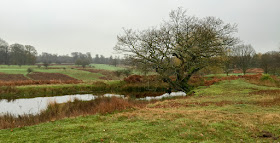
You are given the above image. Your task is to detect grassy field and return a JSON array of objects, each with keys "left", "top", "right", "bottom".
[
  {"left": 90, "top": 64, "right": 125, "bottom": 71},
  {"left": 0, "top": 64, "right": 123, "bottom": 81},
  {"left": 205, "top": 73, "right": 255, "bottom": 78},
  {"left": 1, "top": 79, "right": 279, "bottom": 142}
]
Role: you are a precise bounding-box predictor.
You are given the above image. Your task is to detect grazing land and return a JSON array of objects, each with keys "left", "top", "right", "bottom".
[
  {"left": 0, "top": 64, "right": 128, "bottom": 84},
  {"left": 0, "top": 80, "right": 279, "bottom": 142}
]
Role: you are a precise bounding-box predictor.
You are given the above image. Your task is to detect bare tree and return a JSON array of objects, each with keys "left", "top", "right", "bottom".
[
  {"left": 232, "top": 44, "right": 256, "bottom": 75},
  {"left": 260, "top": 51, "right": 280, "bottom": 75},
  {"left": 114, "top": 8, "right": 238, "bottom": 92}
]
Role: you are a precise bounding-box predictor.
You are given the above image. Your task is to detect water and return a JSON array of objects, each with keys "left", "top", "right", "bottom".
[
  {"left": 138, "top": 91, "right": 186, "bottom": 100},
  {"left": 0, "top": 94, "right": 97, "bottom": 116},
  {"left": 0, "top": 92, "right": 186, "bottom": 116}
]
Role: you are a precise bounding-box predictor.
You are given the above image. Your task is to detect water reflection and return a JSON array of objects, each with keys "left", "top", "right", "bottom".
[
  {"left": 0, "top": 92, "right": 186, "bottom": 116},
  {"left": 0, "top": 94, "right": 97, "bottom": 116},
  {"left": 138, "top": 91, "right": 186, "bottom": 100}
]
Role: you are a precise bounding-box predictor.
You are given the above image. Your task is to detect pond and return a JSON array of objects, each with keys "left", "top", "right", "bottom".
[{"left": 0, "top": 92, "right": 186, "bottom": 116}]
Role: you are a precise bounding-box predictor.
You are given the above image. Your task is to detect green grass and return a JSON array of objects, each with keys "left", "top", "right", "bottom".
[
  {"left": 205, "top": 73, "right": 255, "bottom": 78},
  {"left": 90, "top": 64, "right": 125, "bottom": 71},
  {"left": 33, "top": 68, "right": 103, "bottom": 81},
  {"left": 0, "top": 65, "right": 37, "bottom": 75},
  {"left": 0, "top": 65, "right": 105, "bottom": 81},
  {"left": 0, "top": 64, "right": 128, "bottom": 81},
  {"left": 1, "top": 79, "right": 280, "bottom": 142},
  {"left": 194, "top": 79, "right": 279, "bottom": 96}
]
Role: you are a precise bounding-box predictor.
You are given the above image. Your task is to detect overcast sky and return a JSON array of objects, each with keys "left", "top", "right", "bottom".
[{"left": 0, "top": 0, "right": 279, "bottom": 57}]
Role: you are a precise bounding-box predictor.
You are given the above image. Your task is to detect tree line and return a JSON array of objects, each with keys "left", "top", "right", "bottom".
[
  {"left": 223, "top": 44, "right": 280, "bottom": 76},
  {"left": 1, "top": 37, "right": 125, "bottom": 67},
  {"left": 0, "top": 38, "right": 37, "bottom": 66},
  {"left": 36, "top": 53, "right": 124, "bottom": 67}
]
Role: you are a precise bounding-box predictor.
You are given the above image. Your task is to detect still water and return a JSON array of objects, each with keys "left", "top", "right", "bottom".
[
  {"left": 0, "top": 94, "right": 97, "bottom": 116},
  {"left": 0, "top": 92, "right": 186, "bottom": 116}
]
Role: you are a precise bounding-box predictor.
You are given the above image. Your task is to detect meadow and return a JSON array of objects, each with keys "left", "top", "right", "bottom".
[
  {"left": 0, "top": 79, "right": 279, "bottom": 142},
  {"left": 0, "top": 64, "right": 123, "bottom": 81},
  {"left": 0, "top": 64, "right": 280, "bottom": 142}
]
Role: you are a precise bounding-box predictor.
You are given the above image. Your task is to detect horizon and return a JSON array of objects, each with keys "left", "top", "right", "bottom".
[{"left": 1, "top": 0, "right": 279, "bottom": 56}]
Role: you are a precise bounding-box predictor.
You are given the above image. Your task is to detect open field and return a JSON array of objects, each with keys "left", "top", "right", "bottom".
[
  {"left": 0, "top": 71, "right": 279, "bottom": 99},
  {"left": 0, "top": 79, "right": 280, "bottom": 142},
  {"left": 0, "top": 64, "right": 123, "bottom": 82},
  {"left": 90, "top": 64, "right": 125, "bottom": 71}
]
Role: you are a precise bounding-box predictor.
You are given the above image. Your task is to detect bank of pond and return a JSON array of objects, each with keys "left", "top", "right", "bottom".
[
  {"left": 0, "top": 92, "right": 186, "bottom": 129},
  {"left": 0, "top": 92, "right": 186, "bottom": 116},
  {"left": 0, "top": 82, "right": 168, "bottom": 100}
]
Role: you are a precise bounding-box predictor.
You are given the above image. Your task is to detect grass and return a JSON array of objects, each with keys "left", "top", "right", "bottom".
[
  {"left": 90, "top": 64, "right": 125, "bottom": 71},
  {"left": 0, "top": 64, "right": 136, "bottom": 83},
  {"left": 0, "top": 65, "right": 112, "bottom": 81},
  {"left": 0, "top": 79, "right": 280, "bottom": 142},
  {"left": 205, "top": 73, "right": 255, "bottom": 78},
  {"left": 0, "top": 65, "right": 36, "bottom": 75},
  {"left": 33, "top": 68, "right": 103, "bottom": 81}
]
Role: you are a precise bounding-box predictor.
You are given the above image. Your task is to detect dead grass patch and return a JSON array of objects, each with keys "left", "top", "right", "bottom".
[
  {"left": 150, "top": 99, "right": 246, "bottom": 108},
  {"left": 28, "top": 72, "right": 78, "bottom": 81},
  {"left": 0, "top": 80, "right": 81, "bottom": 86},
  {"left": 250, "top": 90, "right": 280, "bottom": 95},
  {"left": 256, "top": 97, "right": 280, "bottom": 107},
  {"left": 0, "top": 74, "right": 29, "bottom": 81}
]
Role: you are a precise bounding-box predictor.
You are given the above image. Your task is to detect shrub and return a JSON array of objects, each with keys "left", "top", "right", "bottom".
[
  {"left": 114, "top": 70, "right": 123, "bottom": 77},
  {"left": 27, "top": 68, "right": 33, "bottom": 74},
  {"left": 124, "top": 75, "right": 143, "bottom": 83},
  {"left": 260, "top": 74, "right": 274, "bottom": 81},
  {"left": 122, "top": 69, "right": 132, "bottom": 77},
  {"left": 114, "top": 69, "right": 132, "bottom": 77},
  {"left": 43, "top": 62, "right": 49, "bottom": 69}
]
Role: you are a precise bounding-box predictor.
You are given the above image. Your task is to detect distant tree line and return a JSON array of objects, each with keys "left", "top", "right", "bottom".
[
  {"left": 1, "top": 37, "right": 125, "bottom": 67},
  {"left": 0, "top": 38, "right": 37, "bottom": 66},
  {"left": 36, "top": 52, "right": 125, "bottom": 67},
  {"left": 92, "top": 54, "right": 124, "bottom": 66},
  {"left": 223, "top": 44, "right": 280, "bottom": 75}
]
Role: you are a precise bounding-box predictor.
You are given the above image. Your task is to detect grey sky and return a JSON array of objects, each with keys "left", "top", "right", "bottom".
[{"left": 0, "top": 0, "right": 279, "bottom": 57}]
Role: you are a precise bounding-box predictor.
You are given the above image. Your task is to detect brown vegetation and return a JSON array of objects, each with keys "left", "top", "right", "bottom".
[
  {"left": 124, "top": 75, "right": 165, "bottom": 84},
  {"left": 123, "top": 74, "right": 268, "bottom": 88},
  {"left": 0, "top": 73, "right": 81, "bottom": 86},
  {"left": 124, "top": 75, "right": 142, "bottom": 83},
  {"left": 233, "top": 68, "right": 264, "bottom": 74},
  {"left": 0, "top": 80, "right": 81, "bottom": 86},
  {"left": 151, "top": 99, "right": 246, "bottom": 108},
  {"left": 188, "top": 74, "right": 264, "bottom": 87},
  {"left": 249, "top": 90, "right": 280, "bottom": 107},
  {"left": 28, "top": 72, "right": 78, "bottom": 81},
  {"left": 257, "top": 97, "right": 280, "bottom": 107},
  {"left": 0, "top": 74, "right": 30, "bottom": 81},
  {"left": 246, "top": 75, "right": 280, "bottom": 87}
]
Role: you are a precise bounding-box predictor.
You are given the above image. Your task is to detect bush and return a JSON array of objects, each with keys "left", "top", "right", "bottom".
[
  {"left": 114, "top": 69, "right": 133, "bottom": 77},
  {"left": 260, "top": 74, "right": 274, "bottom": 81},
  {"left": 114, "top": 70, "right": 123, "bottom": 77},
  {"left": 27, "top": 68, "right": 33, "bottom": 74},
  {"left": 122, "top": 69, "right": 132, "bottom": 77},
  {"left": 124, "top": 75, "right": 142, "bottom": 83}
]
